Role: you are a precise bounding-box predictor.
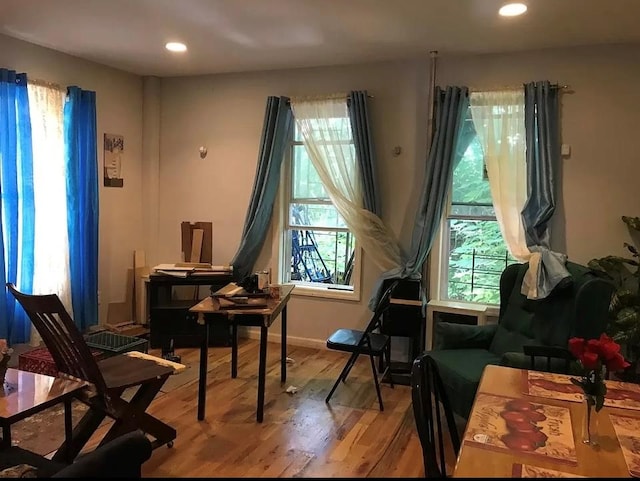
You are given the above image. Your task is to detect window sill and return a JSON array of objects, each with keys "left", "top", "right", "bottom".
[
  {"left": 428, "top": 299, "right": 500, "bottom": 317},
  {"left": 290, "top": 283, "right": 360, "bottom": 302}
]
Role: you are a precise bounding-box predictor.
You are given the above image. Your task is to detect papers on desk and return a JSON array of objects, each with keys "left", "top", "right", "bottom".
[
  {"left": 212, "top": 282, "right": 269, "bottom": 309},
  {"left": 153, "top": 263, "right": 233, "bottom": 277}
]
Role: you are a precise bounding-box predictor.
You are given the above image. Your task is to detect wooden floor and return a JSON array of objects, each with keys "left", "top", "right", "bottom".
[{"left": 92, "top": 337, "right": 433, "bottom": 478}]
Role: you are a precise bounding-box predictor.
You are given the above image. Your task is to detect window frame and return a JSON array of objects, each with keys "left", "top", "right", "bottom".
[
  {"left": 436, "top": 128, "right": 514, "bottom": 306},
  {"left": 274, "top": 123, "right": 361, "bottom": 302}
]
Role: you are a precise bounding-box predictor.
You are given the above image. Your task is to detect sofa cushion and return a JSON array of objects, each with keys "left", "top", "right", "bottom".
[{"left": 429, "top": 349, "right": 502, "bottom": 419}]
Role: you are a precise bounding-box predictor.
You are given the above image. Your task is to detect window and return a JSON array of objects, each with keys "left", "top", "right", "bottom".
[
  {"left": 280, "top": 118, "right": 358, "bottom": 298},
  {"left": 440, "top": 117, "right": 517, "bottom": 305}
]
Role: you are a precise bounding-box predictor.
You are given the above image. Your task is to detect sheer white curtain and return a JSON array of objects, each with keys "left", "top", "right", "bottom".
[
  {"left": 28, "top": 82, "right": 73, "bottom": 344},
  {"left": 290, "top": 97, "right": 401, "bottom": 272},
  {"left": 470, "top": 90, "right": 530, "bottom": 262}
]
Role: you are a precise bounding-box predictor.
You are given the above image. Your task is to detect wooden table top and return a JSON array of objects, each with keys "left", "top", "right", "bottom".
[
  {"left": 0, "top": 368, "right": 88, "bottom": 421},
  {"left": 454, "top": 364, "right": 638, "bottom": 478},
  {"left": 189, "top": 284, "right": 294, "bottom": 327}
]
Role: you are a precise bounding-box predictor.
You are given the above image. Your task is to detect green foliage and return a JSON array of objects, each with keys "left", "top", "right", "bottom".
[
  {"left": 447, "top": 137, "right": 516, "bottom": 304},
  {"left": 588, "top": 216, "right": 640, "bottom": 363}
]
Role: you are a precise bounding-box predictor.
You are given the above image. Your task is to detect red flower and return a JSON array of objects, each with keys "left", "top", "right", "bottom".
[
  {"left": 599, "top": 335, "right": 621, "bottom": 361},
  {"left": 581, "top": 350, "right": 600, "bottom": 370},
  {"left": 568, "top": 337, "right": 585, "bottom": 358},
  {"left": 568, "top": 334, "right": 629, "bottom": 373},
  {"left": 606, "top": 352, "right": 631, "bottom": 372}
]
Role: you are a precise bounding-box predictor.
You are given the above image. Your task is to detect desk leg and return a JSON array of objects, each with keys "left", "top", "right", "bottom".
[
  {"left": 1, "top": 424, "right": 10, "bottom": 449},
  {"left": 231, "top": 320, "right": 238, "bottom": 379},
  {"left": 64, "top": 397, "right": 73, "bottom": 462},
  {"left": 281, "top": 305, "right": 287, "bottom": 384},
  {"left": 257, "top": 325, "right": 268, "bottom": 423},
  {"left": 198, "top": 315, "right": 209, "bottom": 421}
]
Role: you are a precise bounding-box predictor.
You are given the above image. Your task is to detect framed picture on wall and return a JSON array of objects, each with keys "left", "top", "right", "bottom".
[{"left": 104, "top": 133, "right": 124, "bottom": 187}]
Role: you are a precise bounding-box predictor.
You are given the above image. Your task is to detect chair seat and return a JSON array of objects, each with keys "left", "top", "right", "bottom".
[
  {"left": 98, "top": 355, "right": 174, "bottom": 390},
  {"left": 327, "top": 328, "right": 389, "bottom": 354}
]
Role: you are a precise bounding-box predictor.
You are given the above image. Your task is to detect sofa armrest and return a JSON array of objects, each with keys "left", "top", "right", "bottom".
[
  {"left": 52, "top": 430, "right": 152, "bottom": 478},
  {"left": 500, "top": 349, "right": 582, "bottom": 375},
  {"left": 433, "top": 322, "right": 498, "bottom": 350}
]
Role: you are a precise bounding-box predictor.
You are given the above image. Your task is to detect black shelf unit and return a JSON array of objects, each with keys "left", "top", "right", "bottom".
[
  {"left": 380, "top": 278, "right": 426, "bottom": 386},
  {"left": 148, "top": 272, "right": 234, "bottom": 349}
]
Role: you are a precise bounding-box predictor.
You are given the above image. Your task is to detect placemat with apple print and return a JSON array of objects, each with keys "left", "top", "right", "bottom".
[{"left": 464, "top": 393, "right": 577, "bottom": 466}]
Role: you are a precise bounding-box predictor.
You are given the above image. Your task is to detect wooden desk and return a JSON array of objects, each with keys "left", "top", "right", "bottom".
[
  {"left": 0, "top": 369, "right": 87, "bottom": 452},
  {"left": 454, "top": 364, "right": 636, "bottom": 477},
  {"left": 189, "top": 284, "right": 295, "bottom": 423}
]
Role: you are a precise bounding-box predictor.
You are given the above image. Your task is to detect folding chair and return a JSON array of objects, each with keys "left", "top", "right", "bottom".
[
  {"left": 325, "top": 280, "right": 399, "bottom": 411},
  {"left": 7, "top": 283, "right": 177, "bottom": 463}
]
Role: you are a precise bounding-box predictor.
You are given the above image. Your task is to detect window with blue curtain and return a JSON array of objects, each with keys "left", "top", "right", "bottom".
[{"left": 0, "top": 69, "right": 98, "bottom": 344}]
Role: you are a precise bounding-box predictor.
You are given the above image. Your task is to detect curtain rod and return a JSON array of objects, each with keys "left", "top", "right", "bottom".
[
  {"left": 469, "top": 83, "right": 571, "bottom": 93},
  {"left": 286, "top": 93, "right": 373, "bottom": 105},
  {"left": 28, "top": 77, "right": 66, "bottom": 93}
]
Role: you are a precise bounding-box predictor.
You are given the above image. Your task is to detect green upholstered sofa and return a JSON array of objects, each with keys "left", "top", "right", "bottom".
[{"left": 429, "top": 261, "right": 615, "bottom": 420}]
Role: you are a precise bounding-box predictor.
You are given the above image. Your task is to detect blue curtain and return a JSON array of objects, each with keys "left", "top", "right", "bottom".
[
  {"left": 348, "top": 91, "right": 380, "bottom": 216},
  {"left": 64, "top": 86, "right": 98, "bottom": 332},
  {"left": 231, "top": 96, "right": 293, "bottom": 281},
  {"left": 0, "top": 70, "right": 35, "bottom": 343},
  {"left": 522, "top": 81, "right": 559, "bottom": 248},
  {"left": 519, "top": 81, "right": 570, "bottom": 300},
  {"left": 369, "top": 86, "right": 474, "bottom": 309}
]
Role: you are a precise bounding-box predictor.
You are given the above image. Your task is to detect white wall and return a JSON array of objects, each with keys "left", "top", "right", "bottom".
[
  {"left": 160, "top": 43, "right": 640, "bottom": 346},
  {"left": 0, "top": 34, "right": 145, "bottom": 324},
  {"left": 3, "top": 32, "right": 638, "bottom": 346},
  {"left": 437, "top": 43, "right": 640, "bottom": 265},
  {"left": 159, "top": 60, "right": 430, "bottom": 345}
]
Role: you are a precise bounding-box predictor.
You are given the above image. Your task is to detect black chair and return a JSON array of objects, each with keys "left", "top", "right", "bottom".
[
  {"left": 522, "top": 345, "right": 577, "bottom": 374},
  {"left": 0, "top": 430, "right": 152, "bottom": 478},
  {"left": 411, "top": 352, "right": 460, "bottom": 478},
  {"left": 325, "top": 280, "right": 399, "bottom": 411}
]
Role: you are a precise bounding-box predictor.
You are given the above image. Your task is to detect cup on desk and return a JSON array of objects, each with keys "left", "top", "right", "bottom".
[
  {"left": 268, "top": 284, "right": 281, "bottom": 299},
  {"left": 256, "top": 271, "right": 269, "bottom": 291}
]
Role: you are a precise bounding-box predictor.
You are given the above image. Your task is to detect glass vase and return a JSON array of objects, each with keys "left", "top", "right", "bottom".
[{"left": 581, "top": 394, "right": 601, "bottom": 446}]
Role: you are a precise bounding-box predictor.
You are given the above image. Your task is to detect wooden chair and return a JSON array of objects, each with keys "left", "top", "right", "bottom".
[
  {"left": 7, "top": 283, "right": 177, "bottom": 463},
  {"left": 411, "top": 352, "right": 460, "bottom": 478},
  {"left": 325, "top": 280, "right": 398, "bottom": 411}
]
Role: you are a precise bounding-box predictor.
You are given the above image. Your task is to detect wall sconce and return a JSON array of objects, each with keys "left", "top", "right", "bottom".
[{"left": 199, "top": 146, "right": 208, "bottom": 159}]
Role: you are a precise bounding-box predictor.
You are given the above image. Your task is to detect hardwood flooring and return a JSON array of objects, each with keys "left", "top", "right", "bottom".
[{"left": 95, "top": 337, "right": 431, "bottom": 477}]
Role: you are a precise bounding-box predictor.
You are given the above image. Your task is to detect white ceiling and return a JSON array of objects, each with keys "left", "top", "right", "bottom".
[{"left": 1, "top": 0, "right": 639, "bottom": 77}]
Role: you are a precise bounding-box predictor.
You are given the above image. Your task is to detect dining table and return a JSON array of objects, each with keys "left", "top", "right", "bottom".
[{"left": 453, "top": 364, "right": 640, "bottom": 477}]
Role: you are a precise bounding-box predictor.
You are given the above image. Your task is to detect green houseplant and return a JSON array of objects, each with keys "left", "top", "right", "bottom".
[{"left": 587, "top": 215, "right": 640, "bottom": 380}]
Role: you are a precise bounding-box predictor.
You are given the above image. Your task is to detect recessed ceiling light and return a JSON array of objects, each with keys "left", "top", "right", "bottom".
[
  {"left": 165, "top": 42, "right": 187, "bottom": 53},
  {"left": 499, "top": 3, "right": 528, "bottom": 17}
]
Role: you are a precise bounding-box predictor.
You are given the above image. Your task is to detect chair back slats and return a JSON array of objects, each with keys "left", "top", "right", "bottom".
[
  {"left": 411, "top": 353, "right": 460, "bottom": 478},
  {"left": 358, "top": 280, "right": 399, "bottom": 348},
  {"left": 7, "top": 283, "right": 108, "bottom": 394}
]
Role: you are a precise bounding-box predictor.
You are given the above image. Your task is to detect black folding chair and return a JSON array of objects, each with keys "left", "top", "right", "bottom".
[{"left": 325, "top": 280, "right": 399, "bottom": 411}]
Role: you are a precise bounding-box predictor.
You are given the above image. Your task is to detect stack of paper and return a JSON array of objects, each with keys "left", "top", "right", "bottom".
[{"left": 153, "top": 263, "right": 233, "bottom": 277}]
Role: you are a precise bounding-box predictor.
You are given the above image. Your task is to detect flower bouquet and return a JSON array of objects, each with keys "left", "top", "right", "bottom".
[{"left": 568, "top": 333, "right": 630, "bottom": 445}]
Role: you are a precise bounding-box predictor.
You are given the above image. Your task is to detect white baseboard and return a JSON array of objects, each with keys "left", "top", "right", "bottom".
[{"left": 239, "top": 326, "right": 326, "bottom": 350}]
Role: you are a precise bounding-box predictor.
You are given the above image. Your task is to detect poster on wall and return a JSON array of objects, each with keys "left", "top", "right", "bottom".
[{"left": 104, "top": 133, "right": 124, "bottom": 187}]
